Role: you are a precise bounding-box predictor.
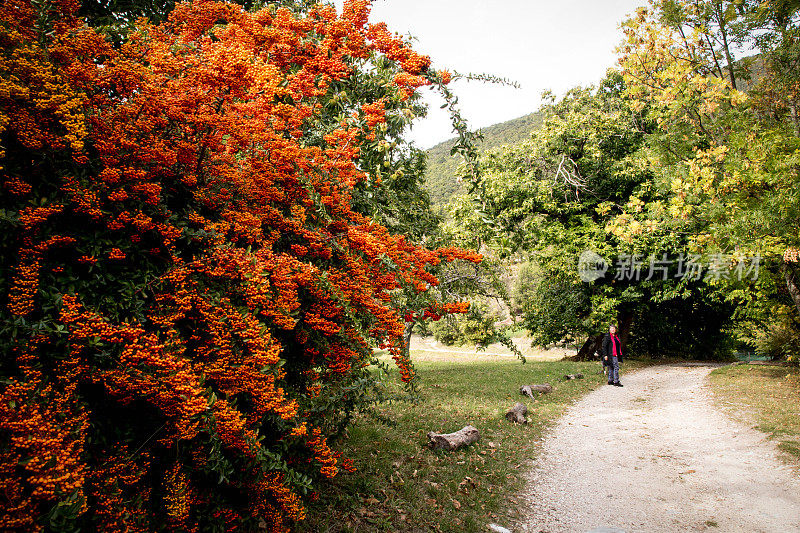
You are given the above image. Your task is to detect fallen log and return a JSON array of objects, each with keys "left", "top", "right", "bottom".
[
  {"left": 563, "top": 373, "right": 584, "bottom": 381},
  {"left": 505, "top": 402, "right": 528, "bottom": 424},
  {"left": 520, "top": 383, "right": 552, "bottom": 398},
  {"left": 427, "top": 425, "right": 480, "bottom": 451}
]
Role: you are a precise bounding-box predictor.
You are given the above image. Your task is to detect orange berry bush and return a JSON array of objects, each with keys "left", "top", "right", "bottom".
[{"left": 0, "top": 0, "right": 477, "bottom": 530}]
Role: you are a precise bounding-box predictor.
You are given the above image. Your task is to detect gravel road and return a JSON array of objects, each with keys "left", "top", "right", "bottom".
[{"left": 519, "top": 364, "right": 800, "bottom": 533}]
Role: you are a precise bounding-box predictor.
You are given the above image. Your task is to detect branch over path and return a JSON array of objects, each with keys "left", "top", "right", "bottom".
[{"left": 520, "top": 365, "right": 800, "bottom": 532}]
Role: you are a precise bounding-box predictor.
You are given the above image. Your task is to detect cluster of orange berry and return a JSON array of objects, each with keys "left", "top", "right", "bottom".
[
  {"left": 360, "top": 98, "right": 387, "bottom": 130},
  {"left": 0, "top": 349, "right": 89, "bottom": 529},
  {"left": 3, "top": 176, "right": 32, "bottom": 196},
  {"left": 306, "top": 427, "right": 339, "bottom": 479},
  {"left": 7, "top": 257, "right": 39, "bottom": 316},
  {"left": 366, "top": 22, "right": 431, "bottom": 74},
  {"left": 108, "top": 248, "right": 126, "bottom": 260}
]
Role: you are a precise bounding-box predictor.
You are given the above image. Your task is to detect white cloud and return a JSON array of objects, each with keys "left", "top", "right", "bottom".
[{"left": 334, "top": 0, "right": 647, "bottom": 147}]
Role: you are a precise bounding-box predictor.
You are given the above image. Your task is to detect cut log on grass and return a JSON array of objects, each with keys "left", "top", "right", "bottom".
[
  {"left": 427, "top": 425, "right": 480, "bottom": 451},
  {"left": 505, "top": 402, "right": 528, "bottom": 424},
  {"left": 563, "top": 373, "right": 584, "bottom": 380},
  {"left": 520, "top": 383, "right": 553, "bottom": 398}
]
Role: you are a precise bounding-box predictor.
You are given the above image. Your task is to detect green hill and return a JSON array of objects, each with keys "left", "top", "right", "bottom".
[{"left": 423, "top": 111, "right": 544, "bottom": 205}]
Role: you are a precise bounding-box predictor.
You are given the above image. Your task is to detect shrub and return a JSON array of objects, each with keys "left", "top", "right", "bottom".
[
  {"left": 0, "top": 0, "right": 471, "bottom": 530},
  {"left": 754, "top": 319, "right": 800, "bottom": 362}
]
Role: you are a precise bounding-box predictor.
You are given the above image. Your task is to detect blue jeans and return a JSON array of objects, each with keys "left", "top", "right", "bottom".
[{"left": 608, "top": 356, "right": 619, "bottom": 383}]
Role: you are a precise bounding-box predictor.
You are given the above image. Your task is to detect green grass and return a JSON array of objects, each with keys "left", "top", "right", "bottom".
[
  {"left": 300, "top": 353, "right": 612, "bottom": 532},
  {"left": 709, "top": 364, "right": 800, "bottom": 463}
]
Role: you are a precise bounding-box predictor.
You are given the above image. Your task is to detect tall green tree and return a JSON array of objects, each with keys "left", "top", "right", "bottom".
[
  {"left": 451, "top": 73, "right": 736, "bottom": 358},
  {"left": 618, "top": 0, "right": 800, "bottom": 358}
]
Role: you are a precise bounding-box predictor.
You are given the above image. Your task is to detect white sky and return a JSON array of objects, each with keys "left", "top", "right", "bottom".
[{"left": 334, "top": 0, "right": 648, "bottom": 148}]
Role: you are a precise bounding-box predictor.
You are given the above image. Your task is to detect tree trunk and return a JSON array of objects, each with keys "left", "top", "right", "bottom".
[
  {"left": 505, "top": 402, "right": 528, "bottom": 424},
  {"left": 705, "top": 32, "right": 727, "bottom": 83},
  {"left": 715, "top": 5, "right": 738, "bottom": 90},
  {"left": 618, "top": 312, "right": 634, "bottom": 353},
  {"left": 570, "top": 334, "right": 603, "bottom": 361},
  {"left": 400, "top": 320, "right": 414, "bottom": 360},
  {"left": 783, "top": 263, "right": 800, "bottom": 317},
  {"left": 426, "top": 426, "right": 480, "bottom": 450}
]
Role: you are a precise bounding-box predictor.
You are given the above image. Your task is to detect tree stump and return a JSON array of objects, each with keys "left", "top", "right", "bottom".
[
  {"left": 563, "top": 373, "right": 584, "bottom": 380},
  {"left": 520, "top": 383, "right": 552, "bottom": 398},
  {"left": 505, "top": 402, "right": 528, "bottom": 424},
  {"left": 426, "top": 425, "right": 480, "bottom": 450}
]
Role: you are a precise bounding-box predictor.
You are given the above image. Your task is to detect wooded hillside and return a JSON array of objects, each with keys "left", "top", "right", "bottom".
[{"left": 424, "top": 111, "right": 543, "bottom": 205}]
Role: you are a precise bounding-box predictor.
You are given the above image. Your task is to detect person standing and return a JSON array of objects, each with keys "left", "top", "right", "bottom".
[{"left": 602, "top": 325, "right": 623, "bottom": 386}]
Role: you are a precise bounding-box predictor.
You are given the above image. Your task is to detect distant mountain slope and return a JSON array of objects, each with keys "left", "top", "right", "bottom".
[{"left": 423, "top": 111, "right": 543, "bottom": 205}]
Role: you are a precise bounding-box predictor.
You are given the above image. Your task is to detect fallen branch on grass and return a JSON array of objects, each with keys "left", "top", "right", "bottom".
[
  {"left": 427, "top": 426, "right": 480, "bottom": 450},
  {"left": 520, "top": 383, "right": 552, "bottom": 398},
  {"left": 505, "top": 402, "right": 528, "bottom": 424}
]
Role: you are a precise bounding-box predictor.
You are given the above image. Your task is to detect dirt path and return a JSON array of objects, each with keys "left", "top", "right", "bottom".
[{"left": 519, "top": 364, "right": 800, "bottom": 533}]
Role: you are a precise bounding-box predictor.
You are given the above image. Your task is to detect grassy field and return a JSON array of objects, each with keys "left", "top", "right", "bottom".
[
  {"left": 300, "top": 350, "right": 616, "bottom": 532},
  {"left": 709, "top": 364, "right": 800, "bottom": 462}
]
